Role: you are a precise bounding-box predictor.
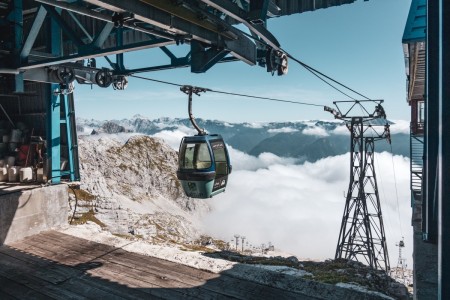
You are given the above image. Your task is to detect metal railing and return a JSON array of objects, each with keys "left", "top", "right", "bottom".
[{"left": 410, "top": 123, "right": 424, "bottom": 204}]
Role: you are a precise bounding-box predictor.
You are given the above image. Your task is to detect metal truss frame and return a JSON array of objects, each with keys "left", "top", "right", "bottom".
[{"left": 326, "top": 100, "right": 391, "bottom": 272}]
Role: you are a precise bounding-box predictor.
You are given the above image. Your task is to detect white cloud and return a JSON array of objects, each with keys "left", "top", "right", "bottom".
[
  {"left": 202, "top": 152, "right": 413, "bottom": 265},
  {"left": 389, "top": 120, "right": 410, "bottom": 134},
  {"left": 302, "top": 126, "right": 329, "bottom": 137},
  {"left": 151, "top": 125, "right": 196, "bottom": 150},
  {"left": 227, "top": 146, "right": 298, "bottom": 171},
  {"left": 243, "top": 122, "right": 267, "bottom": 129},
  {"left": 268, "top": 127, "right": 298, "bottom": 133},
  {"left": 331, "top": 125, "right": 350, "bottom": 135}
]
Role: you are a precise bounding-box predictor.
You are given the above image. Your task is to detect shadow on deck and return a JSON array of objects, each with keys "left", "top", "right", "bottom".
[{"left": 0, "top": 231, "right": 322, "bottom": 300}]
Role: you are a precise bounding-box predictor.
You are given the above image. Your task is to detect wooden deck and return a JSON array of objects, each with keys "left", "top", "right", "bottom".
[{"left": 0, "top": 231, "right": 310, "bottom": 299}]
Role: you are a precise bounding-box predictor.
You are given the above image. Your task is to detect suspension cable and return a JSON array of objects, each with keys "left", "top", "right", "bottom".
[
  {"left": 390, "top": 143, "right": 404, "bottom": 236},
  {"left": 130, "top": 75, "right": 327, "bottom": 108},
  {"left": 284, "top": 53, "right": 372, "bottom": 101},
  {"left": 233, "top": 28, "right": 373, "bottom": 101}
]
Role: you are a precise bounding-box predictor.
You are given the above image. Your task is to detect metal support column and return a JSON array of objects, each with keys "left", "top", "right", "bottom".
[
  {"left": 438, "top": 0, "right": 450, "bottom": 297},
  {"left": 327, "top": 101, "right": 391, "bottom": 272},
  {"left": 48, "top": 9, "right": 62, "bottom": 184},
  {"left": 116, "top": 26, "right": 125, "bottom": 71},
  {"left": 363, "top": 137, "right": 390, "bottom": 270},
  {"left": 335, "top": 117, "right": 376, "bottom": 267},
  {"left": 424, "top": 0, "right": 439, "bottom": 243},
  {"left": 13, "top": 0, "right": 24, "bottom": 92},
  {"left": 62, "top": 94, "right": 75, "bottom": 181},
  {"left": 335, "top": 119, "right": 390, "bottom": 271},
  {"left": 48, "top": 86, "right": 61, "bottom": 184}
]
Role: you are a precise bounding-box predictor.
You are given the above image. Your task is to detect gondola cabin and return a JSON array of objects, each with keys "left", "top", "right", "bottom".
[{"left": 177, "top": 134, "right": 231, "bottom": 198}]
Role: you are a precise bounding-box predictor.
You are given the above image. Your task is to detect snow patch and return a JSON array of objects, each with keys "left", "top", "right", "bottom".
[{"left": 336, "top": 283, "right": 395, "bottom": 299}]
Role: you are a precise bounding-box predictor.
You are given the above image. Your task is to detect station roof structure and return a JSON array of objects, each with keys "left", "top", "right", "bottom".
[
  {"left": 1, "top": 0, "right": 362, "bottom": 82},
  {"left": 402, "top": 0, "right": 426, "bottom": 103}
]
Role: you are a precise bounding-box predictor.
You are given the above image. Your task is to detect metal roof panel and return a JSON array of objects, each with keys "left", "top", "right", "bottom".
[{"left": 403, "top": 0, "right": 426, "bottom": 43}]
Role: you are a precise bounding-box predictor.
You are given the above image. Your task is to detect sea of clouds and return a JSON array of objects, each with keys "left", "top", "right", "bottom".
[{"left": 151, "top": 123, "right": 413, "bottom": 264}]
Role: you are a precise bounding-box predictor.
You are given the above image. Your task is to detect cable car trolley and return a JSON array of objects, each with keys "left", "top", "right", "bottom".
[{"left": 176, "top": 85, "right": 232, "bottom": 199}]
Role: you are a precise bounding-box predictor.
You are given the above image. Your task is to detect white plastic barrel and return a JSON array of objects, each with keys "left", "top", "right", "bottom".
[
  {"left": 20, "top": 167, "right": 33, "bottom": 183},
  {"left": 6, "top": 156, "right": 15, "bottom": 167},
  {"left": 2, "top": 135, "right": 9, "bottom": 143},
  {"left": 8, "top": 166, "right": 20, "bottom": 182},
  {"left": 0, "top": 167, "right": 8, "bottom": 181},
  {"left": 37, "top": 168, "right": 44, "bottom": 183}
]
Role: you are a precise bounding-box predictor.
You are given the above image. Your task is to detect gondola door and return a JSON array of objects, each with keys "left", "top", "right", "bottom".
[{"left": 210, "top": 139, "right": 231, "bottom": 195}]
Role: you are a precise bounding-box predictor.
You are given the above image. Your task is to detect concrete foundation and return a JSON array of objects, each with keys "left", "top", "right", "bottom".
[{"left": 0, "top": 184, "right": 68, "bottom": 245}]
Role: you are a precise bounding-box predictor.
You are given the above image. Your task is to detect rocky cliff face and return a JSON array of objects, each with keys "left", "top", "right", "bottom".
[{"left": 71, "top": 134, "right": 210, "bottom": 243}]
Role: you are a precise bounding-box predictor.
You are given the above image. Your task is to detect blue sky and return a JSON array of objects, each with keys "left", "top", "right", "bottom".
[{"left": 75, "top": 0, "right": 412, "bottom": 123}]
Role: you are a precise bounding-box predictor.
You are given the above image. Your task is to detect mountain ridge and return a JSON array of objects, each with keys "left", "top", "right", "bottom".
[{"left": 77, "top": 116, "right": 410, "bottom": 162}]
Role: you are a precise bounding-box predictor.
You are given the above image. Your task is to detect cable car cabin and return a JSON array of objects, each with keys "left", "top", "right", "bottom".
[{"left": 177, "top": 134, "right": 231, "bottom": 199}]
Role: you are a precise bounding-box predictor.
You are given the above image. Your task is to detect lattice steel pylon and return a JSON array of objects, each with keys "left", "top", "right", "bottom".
[{"left": 325, "top": 100, "right": 391, "bottom": 272}]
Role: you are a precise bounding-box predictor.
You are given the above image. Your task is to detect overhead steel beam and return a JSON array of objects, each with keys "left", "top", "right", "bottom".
[
  {"left": 191, "top": 40, "right": 230, "bottom": 73},
  {"left": 44, "top": 5, "right": 84, "bottom": 48},
  {"left": 20, "top": 39, "right": 174, "bottom": 69},
  {"left": 137, "top": 0, "right": 237, "bottom": 40},
  {"left": 200, "top": 0, "right": 281, "bottom": 50},
  {"left": 67, "top": 10, "right": 93, "bottom": 41},
  {"left": 128, "top": 56, "right": 239, "bottom": 73},
  {"left": 91, "top": 22, "right": 114, "bottom": 49},
  {"left": 34, "top": 0, "right": 175, "bottom": 40},
  {"left": 84, "top": 0, "right": 256, "bottom": 65},
  {"left": 160, "top": 46, "right": 178, "bottom": 61},
  {"left": 20, "top": 5, "right": 47, "bottom": 61},
  {"left": 249, "top": 0, "right": 270, "bottom": 23}
]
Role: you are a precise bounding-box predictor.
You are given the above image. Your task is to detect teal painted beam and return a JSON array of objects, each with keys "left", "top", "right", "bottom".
[
  {"left": 48, "top": 14, "right": 61, "bottom": 184},
  {"left": 63, "top": 95, "right": 75, "bottom": 181},
  {"left": 21, "top": 38, "right": 174, "bottom": 69},
  {"left": 91, "top": 22, "right": 114, "bottom": 49},
  {"left": 48, "top": 86, "right": 61, "bottom": 184},
  {"left": 13, "top": 0, "right": 24, "bottom": 92},
  {"left": 20, "top": 6, "right": 47, "bottom": 62},
  {"left": 116, "top": 26, "right": 125, "bottom": 71},
  {"left": 44, "top": 4, "right": 84, "bottom": 48}
]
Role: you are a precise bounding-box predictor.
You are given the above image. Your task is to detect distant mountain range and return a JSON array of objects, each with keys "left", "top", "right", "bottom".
[{"left": 76, "top": 115, "right": 409, "bottom": 162}]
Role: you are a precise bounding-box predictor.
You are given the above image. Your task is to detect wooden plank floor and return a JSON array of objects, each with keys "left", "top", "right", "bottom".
[{"left": 0, "top": 231, "right": 311, "bottom": 299}]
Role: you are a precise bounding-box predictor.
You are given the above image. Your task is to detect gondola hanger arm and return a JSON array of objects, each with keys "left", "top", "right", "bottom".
[{"left": 181, "top": 85, "right": 207, "bottom": 135}]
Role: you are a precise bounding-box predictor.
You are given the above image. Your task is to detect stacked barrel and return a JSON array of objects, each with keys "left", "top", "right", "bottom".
[{"left": 0, "top": 121, "right": 45, "bottom": 184}]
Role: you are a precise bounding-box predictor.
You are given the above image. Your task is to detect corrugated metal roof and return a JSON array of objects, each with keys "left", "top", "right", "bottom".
[
  {"left": 403, "top": 0, "right": 426, "bottom": 43},
  {"left": 0, "top": 78, "right": 48, "bottom": 136},
  {"left": 403, "top": 0, "right": 426, "bottom": 103}
]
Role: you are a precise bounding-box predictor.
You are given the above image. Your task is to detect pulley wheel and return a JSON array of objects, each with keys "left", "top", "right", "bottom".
[
  {"left": 277, "top": 53, "right": 288, "bottom": 76},
  {"left": 56, "top": 66, "right": 75, "bottom": 83},
  {"left": 95, "top": 69, "right": 113, "bottom": 88}
]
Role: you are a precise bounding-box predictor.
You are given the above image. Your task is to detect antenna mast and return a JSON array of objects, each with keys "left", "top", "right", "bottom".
[{"left": 325, "top": 100, "right": 391, "bottom": 271}]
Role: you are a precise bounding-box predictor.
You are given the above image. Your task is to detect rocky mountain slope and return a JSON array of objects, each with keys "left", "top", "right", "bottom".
[{"left": 70, "top": 134, "right": 209, "bottom": 243}]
